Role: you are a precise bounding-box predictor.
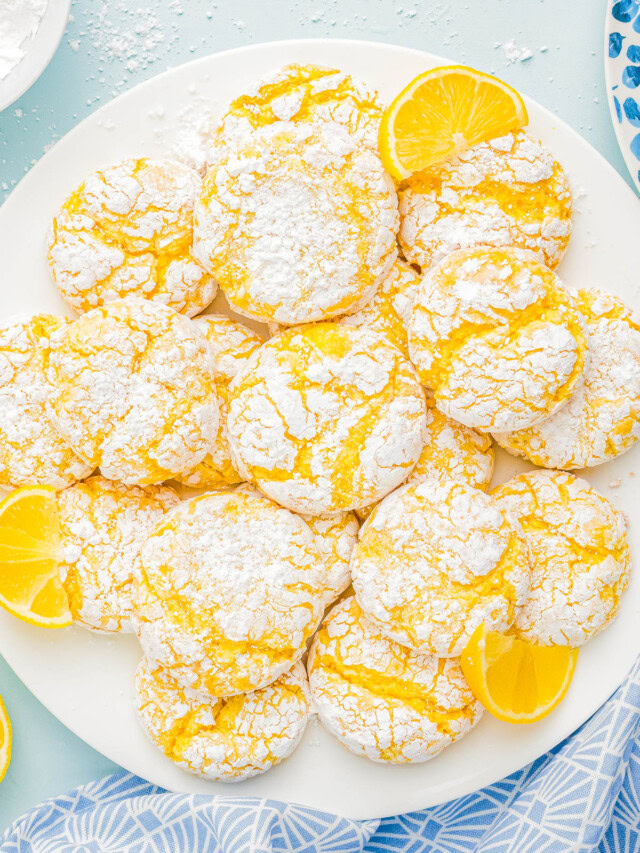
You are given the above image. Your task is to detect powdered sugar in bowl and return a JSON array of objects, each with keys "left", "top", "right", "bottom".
[{"left": 0, "top": 0, "right": 71, "bottom": 112}]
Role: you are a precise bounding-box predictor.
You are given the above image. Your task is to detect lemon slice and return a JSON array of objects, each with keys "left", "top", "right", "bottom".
[
  {"left": 379, "top": 65, "right": 529, "bottom": 180},
  {"left": 0, "top": 695, "right": 11, "bottom": 783},
  {"left": 461, "top": 623, "right": 578, "bottom": 724},
  {"left": 0, "top": 486, "right": 70, "bottom": 628}
]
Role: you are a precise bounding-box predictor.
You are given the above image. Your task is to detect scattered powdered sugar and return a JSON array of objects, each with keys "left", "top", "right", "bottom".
[
  {"left": 398, "top": 130, "right": 573, "bottom": 273},
  {"left": 59, "top": 476, "right": 180, "bottom": 633},
  {"left": 47, "top": 296, "right": 219, "bottom": 486},
  {"left": 227, "top": 323, "right": 428, "bottom": 515},
  {"left": 493, "top": 470, "right": 630, "bottom": 647},
  {"left": 498, "top": 40, "right": 533, "bottom": 64},
  {"left": 135, "top": 489, "right": 329, "bottom": 698},
  {"left": 194, "top": 120, "right": 398, "bottom": 325},
  {"left": 135, "top": 657, "right": 310, "bottom": 781},
  {"left": 351, "top": 479, "right": 531, "bottom": 658},
  {"left": 307, "top": 596, "right": 483, "bottom": 762},
  {"left": 409, "top": 247, "right": 589, "bottom": 432},
  {"left": 494, "top": 288, "right": 640, "bottom": 469},
  {"left": 48, "top": 157, "right": 216, "bottom": 317},
  {"left": 0, "top": 0, "right": 48, "bottom": 81}
]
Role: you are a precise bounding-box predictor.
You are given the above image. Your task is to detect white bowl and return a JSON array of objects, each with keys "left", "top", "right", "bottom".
[{"left": 0, "top": 0, "right": 71, "bottom": 112}]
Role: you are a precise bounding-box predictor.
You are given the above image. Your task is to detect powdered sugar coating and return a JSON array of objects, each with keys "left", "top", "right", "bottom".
[
  {"left": 47, "top": 296, "right": 219, "bottom": 486},
  {"left": 59, "top": 476, "right": 180, "bottom": 633},
  {"left": 48, "top": 158, "right": 216, "bottom": 317},
  {"left": 210, "top": 63, "right": 383, "bottom": 156},
  {"left": 234, "top": 483, "right": 359, "bottom": 605},
  {"left": 302, "top": 511, "right": 359, "bottom": 604},
  {"left": 492, "top": 470, "right": 630, "bottom": 647},
  {"left": 307, "top": 596, "right": 482, "bottom": 763},
  {"left": 409, "top": 246, "right": 589, "bottom": 432},
  {"left": 135, "top": 489, "right": 328, "bottom": 697},
  {"left": 494, "top": 288, "right": 640, "bottom": 469},
  {"left": 227, "top": 323, "right": 428, "bottom": 514},
  {"left": 194, "top": 121, "right": 399, "bottom": 325},
  {"left": 0, "top": 314, "right": 92, "bottom": 488},
  {"left": 356, "top": 397, "right": 494, "bottom": 520},
  {"left": 398, "top": 130, "right": 572, "bottom": 273},
  {"left": 352, "top": 479, "right": 530, "bottom": 657},
  {"left": 135, "top": 658, "right": 310, "bottom": 782},
  {"left": 177, "top": 316, "right": 264, "bottom": 489},
  {"left": 337, "top": 258, "right": 421, "bottom": 359}
]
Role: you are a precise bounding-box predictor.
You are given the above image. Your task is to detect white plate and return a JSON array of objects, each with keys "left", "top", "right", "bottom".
[
  {"left": 0, "top": 0, "right": 71, "bottom": 112},
  {"left": 0, "top": 39, "right": 640, "bottom": 821}
]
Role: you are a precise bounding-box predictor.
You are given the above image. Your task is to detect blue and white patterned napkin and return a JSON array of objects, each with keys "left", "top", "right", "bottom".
[{"left": 2, "top": 658, "right": 640, "bottom": 853}]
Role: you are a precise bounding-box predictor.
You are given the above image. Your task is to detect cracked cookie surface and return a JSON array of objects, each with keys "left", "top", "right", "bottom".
[
  {"left": 47, "top": 296, "right": 219, "bottom": 486},
  {"left": 398, "top": 130, "right": 572, "bottom": 273},
  {"left": 194, "top": 121, "right": 398, "bottom": 325},
  {"left": 307, "top": 596, "right": 482, "bottom": 762},
  {"left": 351, "top": 479, "right": 530, "bottom": 657},
  {"left": 134, "top": 489, "right": 328, "bottom": 697},
  {"left": 0, "top": 314, "right": 92, "bottom": 488},
  {"left": 48, "top": 158, "right": 215, "bottom": 316},
  {"left": 135, "top": 658, "right": 310, "bottom": 781},
  {"left": 177, "top": 316, "right": 264, "bottom": 489},
  {"left": 494, "top": 288, "right": 640, "bottom": 469},
  {"left": 59, "top": 475, "right": 180, "bottom": 633},
  {"left": 492, "top": 470, "right": 630, "bottom": 647},
  {"left": 408, "top": 246, "right": 588, "bottom": 432},
  {"left": 227, "top": 323, "right": 428, "bottom": 514},
  {"left": 211, "top": 63, "right": 383, "bottom": 155}
]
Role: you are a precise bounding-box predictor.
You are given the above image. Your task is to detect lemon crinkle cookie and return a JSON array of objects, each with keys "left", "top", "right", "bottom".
[
  {"left": 398, "top": 130, "right": 572, "bottom": 272},
  {"left": 356, "top": 398, "right": 494, "bottom": 520},
  {"left": 494, "top": 288, "right": 640, "bottom": 469},
  {"left": 492, "top": 470, "right": 630, "bottom": 647},
  {"left": 227, "top": 323, "right": 428, "bottom": 515},
  {"left": 0, "top": 314, "right": 92, "bottom": 489},
  {"left": 59, "top": 475, "right": 180, "bottom": 633},
  {"left": 135, "top": 658, "right": 310, "bottom": 781},
  {"left": 194, "top": 121, "right": 399, "bottom": 325},
  {"left": 351, "top": 479, "right": 530, "bottom": 657},
  {"left": 337, "top": 258, "right": 421, "bottom": 359},
  {"left": 47, "top": 296, "right": 219, "bottom": 486},
  {"left": 307, "top": 596, "right": 482, "bottom": 763},
  {"left": 177, "top": 316, "right": 264, "bottom": 488},
  {"left": 409, "top": 246, "right": 588, "bottom": 432},
  {"left": 234, "top": 483, "right": 359, "bottom": 603},
  {"left": 135, "top": 489, "right": 328, "bottom": 697},
  {"left": 212, "top": 63, "right": 383, "bottom": 154},
  {"left": 48, "top": 158, "right": 216, "bottom": 316}
]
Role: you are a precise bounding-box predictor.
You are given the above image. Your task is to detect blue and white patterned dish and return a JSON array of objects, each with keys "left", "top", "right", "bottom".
[{"left": 605, "top": 0, "right": 640, "bottom": 193}]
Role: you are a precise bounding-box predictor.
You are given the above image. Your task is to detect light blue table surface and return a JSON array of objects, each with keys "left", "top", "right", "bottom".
[{"left": 0, "top": 0, "right": 635, "bottom": 833}]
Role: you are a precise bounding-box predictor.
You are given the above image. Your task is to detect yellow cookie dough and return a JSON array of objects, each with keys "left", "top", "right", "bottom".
[
  {"left": 135, "top": 658, "right": 310, "bottom": 781},
  {"left": 398, "top": 130, "right": 572, "bottom": 272},
  {"left": 494, "top": 288, "right": 640, "bottom": 469},
  {"left": 356, "top": 397, "right": 494, "bottom": 520},
  {"left": 48, "top": 158, "right": 215, "bottom": 316},
  {"left": 0, "top": 314, "right": 91, "bottom": 488},
  {"left": 227, "top": 323, "right": 428, "bottom": 514},
  {"left": 177, "top": 316, "right": 264, "bottom": 488},
  {"left": 492, "top": 470, "right": 630, "bottom": 647},
  {"left": 307, "top": 596, "right": 482, "bottom": 763},
  {"left": 134, "top": 489, "right": 328, "bottom": 697},
  {"left": 351, "top": 479, "right": 530, "bottom": 657},
  {"left": 47, "top": 296, "right": 219, "bottom": 486},
  {"left": 59, "top": 476, "right": 180, "bottom": 633},
  {"left": 194, "top": 122, "right": 398, "bottom": 325},
  {"left": 337, "top": 258, "right": 421, "bottom": 359},
  {"left": 211, "top": 63, "right": 383, "bottom": 155},
  {"left": 408, "top": 246, "right": 589, "bottom": 432}
]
